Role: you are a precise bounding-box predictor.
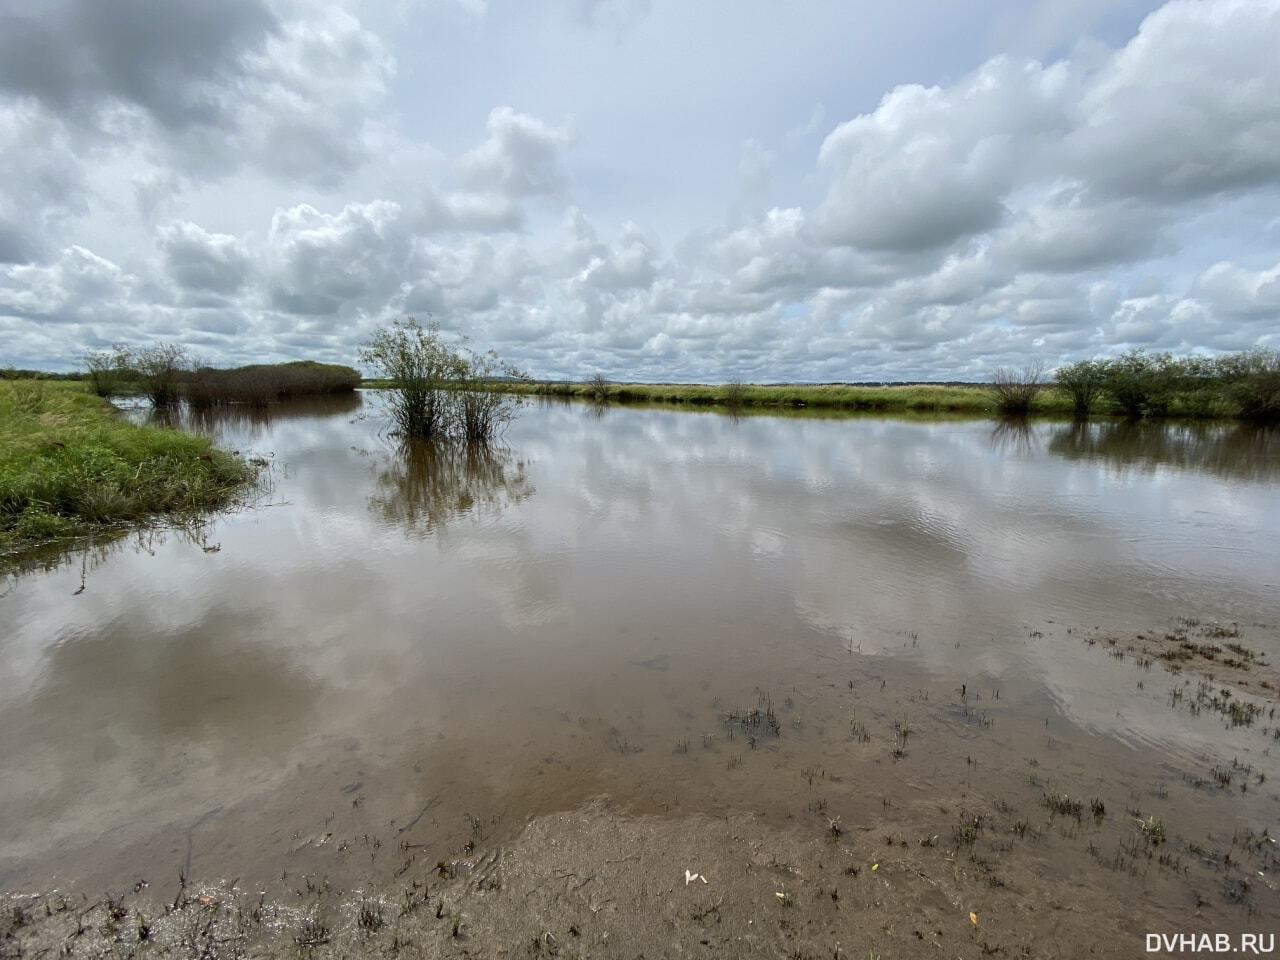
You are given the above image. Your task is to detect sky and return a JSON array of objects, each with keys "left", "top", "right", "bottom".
[{"left": 1, "top": 0, "right": 1278, "bottom": 382}]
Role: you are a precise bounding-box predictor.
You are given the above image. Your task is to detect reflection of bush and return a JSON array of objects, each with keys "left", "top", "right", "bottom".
[
  {"left": 988, "top": 417, "right": 1037, "bottom": 455},
  {"left": 145, "top": 393, "right": 364, "bottom": 440},
  {"left": 1047, "top": 420, "right": 1279, "bottom": 482},
  {"left": 369, "top": 441, "right": 534, "bottom": 536}
]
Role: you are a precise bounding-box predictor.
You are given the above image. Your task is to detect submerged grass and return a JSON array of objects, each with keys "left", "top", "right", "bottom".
[{"left": 0, "top": 380, "right": 256, "bottom": 556}]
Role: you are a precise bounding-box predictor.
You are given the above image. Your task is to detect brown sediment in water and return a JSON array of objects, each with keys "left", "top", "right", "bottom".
[
  {"left": 4, "top": 616, "right": 1278, "bottom": 959},
  {"left": 0, "top": 796, "right": 1248, "bottom": 960}
]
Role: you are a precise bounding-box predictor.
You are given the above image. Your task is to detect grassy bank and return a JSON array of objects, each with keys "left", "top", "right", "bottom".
[
  {"left": 399, "top": 372, "right": 1276, "bottom": 421},
  {"left": 448, "top": 380, "right": 1074, "bottom": 415},
  {"left": 0, "top": 380, "right": 256, "bottom": 555}
]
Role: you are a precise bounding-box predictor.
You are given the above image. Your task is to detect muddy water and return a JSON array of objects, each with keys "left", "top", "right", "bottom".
[{"left": 2, "top": 397, "right": 1277, "bottom": 930}]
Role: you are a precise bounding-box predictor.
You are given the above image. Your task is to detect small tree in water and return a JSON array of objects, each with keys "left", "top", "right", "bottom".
[
  {"left": 455, "top": 346, "right": 527, "bottom": 442},
  {"left": 360, "top": 319, "right": 462, "bottom": 439},
  {"left": 360, "top": 318, "right": 526, "bottom": 441}
]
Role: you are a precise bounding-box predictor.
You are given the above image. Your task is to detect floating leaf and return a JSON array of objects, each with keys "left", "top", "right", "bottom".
[{"left": 970, "top": 911, "right": 978, "bottom": 925}]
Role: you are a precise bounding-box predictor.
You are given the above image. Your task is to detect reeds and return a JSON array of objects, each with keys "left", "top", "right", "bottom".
[{"left": 181, "top": 361, "right": 361, "bottom": 408}]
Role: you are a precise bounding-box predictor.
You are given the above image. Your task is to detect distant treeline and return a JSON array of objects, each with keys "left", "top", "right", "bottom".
[{"left": 82, "top": 345, "right": 360, "bottom": 407}]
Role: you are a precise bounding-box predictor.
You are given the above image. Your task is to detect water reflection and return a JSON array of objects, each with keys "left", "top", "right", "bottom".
[
  {"left": 369, "top": 440, "right": 534, "bottom": 536},
  {"left": 1046, "top": 420, "right": 1279, "bottom": 481},
  {"left": 987, "top": 416, "right": 1038, "bottom": 455},
  {"left": 2, "top": 522, "right": 226, "bottom": 587},
  {"left": 3, "top": 400, "right": 1279, "bottom": 896},
  {"left": 139, "top": 392, "right": 364, "bottom": 441}
]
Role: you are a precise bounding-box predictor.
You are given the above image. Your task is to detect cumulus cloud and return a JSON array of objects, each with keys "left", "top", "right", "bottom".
[
  {"left": 460, "top": 107, "right": 574, "bottom": 199},
  {"left": 1071, "top": 0, "right": 1280, "bottom": 202},
  {"left": 1, "top": 0, "right": 1278, "bottom": 380},
  {"left": 266, "top": 201, "right": 414, "bottom": 317},
  {"left": 158, "top": 222, "right": 253, "bottom": 296},
  {"left": 0, "top": 0, "right": 279, "bottom": 129},
  {"left": 0, "top": 0, "right": 391, "bottom": 189},
  {"left": 816, "top": 55, "right": 1073, "bottom": 252},
  {"left": 1191, "top": 261, "right": 1280, "bottom": 323}
]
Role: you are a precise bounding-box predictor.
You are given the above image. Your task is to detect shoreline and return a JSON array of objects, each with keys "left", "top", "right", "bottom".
[
  {"left": 0, "top": 381, "right": 258, "bottom": 563},
  {"left": 2, "top": 623, "right": 1275, "bottom": 957}
]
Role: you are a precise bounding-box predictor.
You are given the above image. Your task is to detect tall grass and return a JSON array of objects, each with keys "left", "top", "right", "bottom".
[
  {"left": 182, "top": 361, "right": 361, "bottom": 407},
  {"left": 0, "top": 381, "right": 256, "bottom": 555},
  {"left": 504, "top": 349, "right": 1280, "bottom": 422}
]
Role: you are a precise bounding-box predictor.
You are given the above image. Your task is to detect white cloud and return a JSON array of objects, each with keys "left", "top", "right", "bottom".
[
  {"left": 1, "top": 0, "right": 1278, "bottom": 380},
  {"left": 816, "top": 56, "right": 1073, "bottom": 251},
  {"left": 460, "top": 107, "right": 574, "bottom": 199},
  {"left": 158, "top": 222, "right": 253, "bottom": 296}
]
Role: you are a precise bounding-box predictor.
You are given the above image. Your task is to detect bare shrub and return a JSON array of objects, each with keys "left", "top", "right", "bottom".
[{"left": 990, "top": 362, "right": 1045, "bottom": 415}]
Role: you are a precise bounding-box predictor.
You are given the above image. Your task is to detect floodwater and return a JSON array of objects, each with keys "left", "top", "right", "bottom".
[{"left": 2, "top": 395, "right": 1278, "bottom": 930}]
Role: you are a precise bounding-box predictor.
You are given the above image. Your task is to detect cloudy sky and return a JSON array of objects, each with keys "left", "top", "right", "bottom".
[{"left": 1, "top": 0, "right": 1278, "bottom": 381}]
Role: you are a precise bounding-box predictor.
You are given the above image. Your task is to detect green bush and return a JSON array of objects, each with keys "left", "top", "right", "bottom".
[
  {"left": 361, "top": 318, "right": 526, "bottom": 441},
  {"left": 1214, "top": 348, "right": 1280, "bottom": 420},
  {"left": 1099, "top": 351, "right": 1178, "bottom": 418},
  {"left": 1054, "top": 359, "right": 1107, "bottom": 417}
]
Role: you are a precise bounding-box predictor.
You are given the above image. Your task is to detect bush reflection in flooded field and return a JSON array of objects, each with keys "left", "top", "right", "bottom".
[{"left": 368, "top": 440, "right": 533, "bottom": 537}]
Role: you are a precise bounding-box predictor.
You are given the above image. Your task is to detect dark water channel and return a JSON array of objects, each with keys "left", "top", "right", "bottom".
[{"left": 2, "top": 396, "right": 1277, "bottom": 927}]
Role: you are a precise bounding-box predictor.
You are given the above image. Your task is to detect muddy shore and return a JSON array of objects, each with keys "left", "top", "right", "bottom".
[
  {"left": 0, "top": 796, "right": 1231, "bottom": 960},
  {"left": 4, "top": 623, "right": 1277, "bottom": 960}
]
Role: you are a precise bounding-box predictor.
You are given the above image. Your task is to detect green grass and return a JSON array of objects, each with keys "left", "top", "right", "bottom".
[
  {"left": 363, "top": 376, "right": 1266, "bottom": 421},
  {"left": 0, "top": 380, "right": 256, "bottom": 557},
  {"left": 457, "top": 380, "right": 1080, "bottom": 415}
]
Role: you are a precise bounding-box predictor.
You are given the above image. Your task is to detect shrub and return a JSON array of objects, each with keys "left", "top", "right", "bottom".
[
  {"left": 1054, "top": 358, "right": 1106, "bottom": 417},
  {"left": 361, "top": 318, "right": 525, "bottom": 442},
  {"left": 1214, "top": 348, "right": 1280, "bottom": 421},
  {"left": 83, "top": 345, "right": 129, "bottom": 398},
  {"left": 990, "top": 362, "right": 1045, "bottom": 415},
  {"left": 1099, "top": 350, "right": 1176, "bottom": 418},
  {"left": 181, "top": 361, "right": 361, "bottom": 407},
  {"left": 587, "top": 373, "right": 610, "bottom": 403},
  {"left": 455, "top": 348, "right": 527, "bottom": 442},
  {"left": 129, "top": 343, "right": 191, "bottom": 407},
  {"left": 360, "top": 319, "right": 463, "bottom": 439}
]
